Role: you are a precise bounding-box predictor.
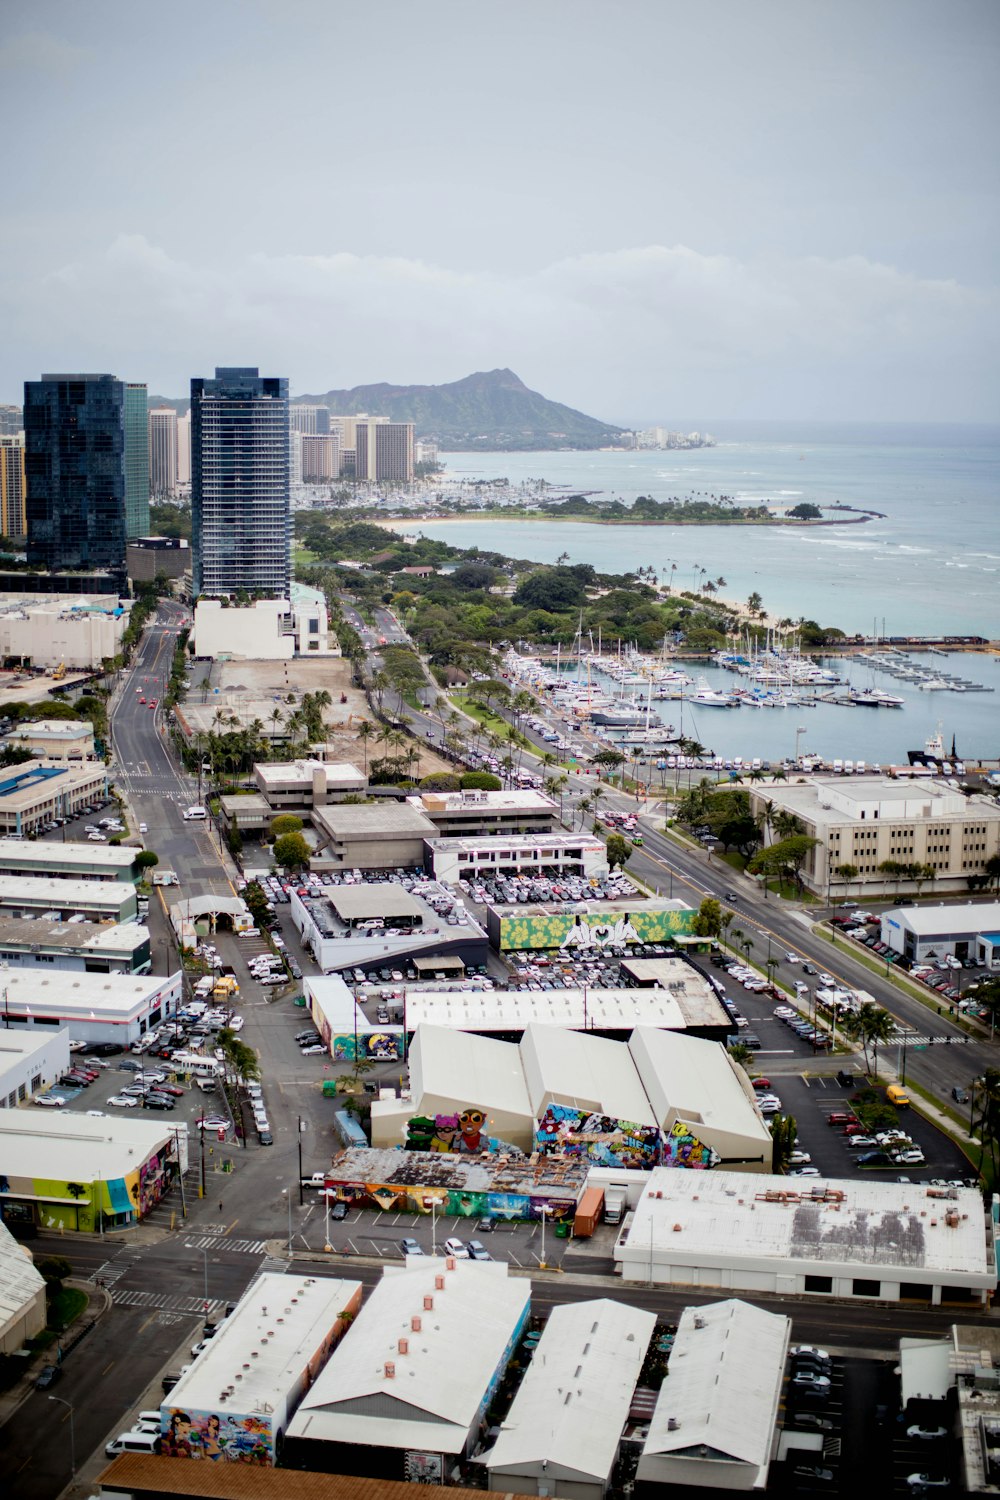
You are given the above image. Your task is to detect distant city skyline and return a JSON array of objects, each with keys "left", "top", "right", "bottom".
[{"left": 0, "top": 1, "right": 996, "bottom": 423}]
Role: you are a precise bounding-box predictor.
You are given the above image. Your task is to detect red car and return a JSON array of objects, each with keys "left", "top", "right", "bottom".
[
  {"left": 155, "top": 1083, "right": 184, "bottom": 1097},
  {"left": 139, "top": 697, "right": 146, "bottom": 704},
  {"left": 752, "top": 1078, "right": 772, "bottom": 1091},
  {"left": 826, "top": 1112, "right": 855, "bottom": 1126}
]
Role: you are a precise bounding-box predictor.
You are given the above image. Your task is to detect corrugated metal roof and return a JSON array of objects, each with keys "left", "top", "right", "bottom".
[
  {"left": 98, "top": 1453, "right": 516, "bottom": 1499},
  {"left": 642, "top": 1299, "right": 789, "bottom": 1469},
  {"left": 485, "top": 1298, "right": 655, "bottom": 1482},
  {"left": 0, "top": 1220, "right": 45, "bottom": 1341}
]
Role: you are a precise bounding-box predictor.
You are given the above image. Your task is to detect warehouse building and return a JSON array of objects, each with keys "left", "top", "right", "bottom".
[
  {"left": 290, "top": 882, "right": 488, "bottom": 975},
  {"left": 160, "top": 1272, "right": 363, "bottom": 1466},
  {"left": 424, "top": 832, "right": 607, "bottom": 887},
  {"left": 636, "top": 1299, "right": 790, "bottom": 1494},
  {"left": 0, "top": 594, "right": 128, "bottom": 670},
  {"left": 485, "top": 1298, "right": 656, "bottom": 1500},
  {"left": 0, "top": 1109, "right": 188, "bottom": 1234},
  {"left": 748, "top": 775, "right": 1000, "bottom": 896},
  {"left": 322, "top": 1147, "right": 589, "bottom": 1225},
  {"left": 0, "top": 840, "right": 138, "bottom": 884},
  {"left": 0, "top": 968, "right": 182, "bottom": 1046},
  {"left": 0, "top": 873, "right": 137, "bottom": 922},
  {"left": 880, "top": 900, "right": 1000, "bottom": 969},
  {"left": 0, "top": 1028, "right": 71, "bottom": 1109},
  {"left": 0, "top": 760, "right": 109, "bottom": 836},
  {"left": 401, "top": 985, "right": 729, "bottom": 1042},
  {"left": 486, "top": 898, "right": 695, "bottom": 953},
  {"left": 285, "top": 1259, "right": 531, "bottom": 1478},
  {"left": 304, "top": 974, "right": 403, "bottom": 1061},
  {"left": 0, "top": 916, "right": 150, "bottom": 974},
  {"left": 0, "top": 1218, "right": 46, "bottom": 1354},
  {"left": 615, "top": 1171, "right": 996, "bottom": 1305},
  {"left": 371, "top": 1024, "right": 771, "bottom": 1173}
]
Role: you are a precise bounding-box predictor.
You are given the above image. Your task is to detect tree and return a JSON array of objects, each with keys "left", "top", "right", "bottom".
[
  {"left": 770, "top": 1113, "right": 799, "bottom": 1173},
  {"left": 605, "top": 833, "right": 632, "bottom": 870},
  {"left": 747, "top": 833, "right": 820, "bottom": 893},
  {"left": 461, "top": 771, "right": 502, "bottom": 791},
  {"left": 357, "top": 719, "right": 375, "bottom": 776},
  {"left": 269, "top": 814, "right": 304, "bottom": 839},
  {"left": 747, "top": 590, "right": 764, "bottom": 618},
  {"left": 788, "top": 502, "right": 822, "bottom": 520},
  {"left": 840, "top": 1002, "right": 894, "bottom": 1076},
  {"left": 834, "top": 863, "right": 860, "bottom": 901},
  {"left": 727, "top": 1041, "right": 753, "bottom": 1067},
  {"left": 593, "top": 748, "right": 626, "bottom": 779},
  {"left": 272, "top": 831, "right": 311, "bottom": 870},
  {"left": 972, "top": 1070, "right": 1000, "bottom": 1181},
  {"left": 692, "top": 896, "right": 722, "bottom": 938},
  {"left": 134, "top": 850, "right": 159, "bottom": 872}
]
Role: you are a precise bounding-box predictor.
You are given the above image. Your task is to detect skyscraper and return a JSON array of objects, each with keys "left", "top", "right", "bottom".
[
  {"left": 355, "top": 418, "right": 414, "bottom": 482},
  {"left": 23, "top": 373, "right": 127, "bottom": 577},
  {"left": 0, "top": 405, "right": 23, "bottom": 437},
  {"left": 0, "top": 436, "right": 26, "bottom": 538},
  {"left": 191, "top": 366, "right": 290, "bottom": 600},
  {"left": 148, "top": 406, "right": 178, "bottom": 497},
  {"left": 124, "top": 383, "right": 150, "bottom": 538},
  {"left": 176, "top": 411, "right": 191, "bottom": 489}
]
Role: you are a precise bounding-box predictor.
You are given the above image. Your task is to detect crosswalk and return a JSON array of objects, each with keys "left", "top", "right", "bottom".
[
  {"left": 111, "top": 1288, "right": 228, "bottom": 1315},
  {"left": 183, "top": 1233, "right": 269, "bottom": 1255}
]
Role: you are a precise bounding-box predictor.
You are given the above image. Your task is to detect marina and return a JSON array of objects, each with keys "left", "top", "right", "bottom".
[{"left": 503, "top": 643, "right": 1000, "bottom": 771}]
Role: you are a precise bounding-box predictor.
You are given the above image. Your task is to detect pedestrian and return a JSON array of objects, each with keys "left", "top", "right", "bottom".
[{"left": 219, "top": 1201, "right": 224, "bottom": 1214}]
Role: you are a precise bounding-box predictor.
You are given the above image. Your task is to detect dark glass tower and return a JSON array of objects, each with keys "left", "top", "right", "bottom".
[
  {"left": 191, "top": 367, "right": 290, "bottom": 599},
  {"left": 123, "top": 382, "right": 150, "bottom": 538}
]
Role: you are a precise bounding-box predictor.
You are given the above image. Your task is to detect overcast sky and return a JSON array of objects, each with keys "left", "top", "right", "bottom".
[{"left": 1, "top": 0, "right": 997, "bottom": 422}]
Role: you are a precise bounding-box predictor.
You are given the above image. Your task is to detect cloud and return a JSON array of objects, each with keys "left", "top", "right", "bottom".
[
  {"left": 4, "top": 234, "right": 997, "bottom": 419},
  {"left": 0, "top": 31, "right": 94, "bottom": 72}
]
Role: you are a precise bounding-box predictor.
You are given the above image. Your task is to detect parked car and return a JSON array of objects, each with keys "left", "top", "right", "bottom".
[
  {"left": 401, "top": 1238, "right": 424, "bottom": 1256},
  {"left": 443, "top": 1237, "right": 469, "bottom": 1258},
  {"left": 907, "top": 1425, "right": 948, "bottom": 1441},
  {"left": 467, "top": 1240, "right": 491, "bottom": 1261},
  {"left": 35, "top": 1364, "right": 60, "bottom": 1390}
]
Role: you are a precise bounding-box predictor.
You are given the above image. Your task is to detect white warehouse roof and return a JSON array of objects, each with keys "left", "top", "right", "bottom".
[
  {"left": 167, "top": 1272, "right": 362, "bottom": 1419},
  {"left": 410, "top": 1024, "right": 533, "bottom": 1122},
  {"left": 520, "top": 1023, "right": 655, "bottom": 1127},
  {"left": 405, "top": 989, "right": 690, "bottom": 1035},
  {"left": 639, "top": 1299, "right": 790, "bottom": 1486},
  {"left": 289, "top": 1260, "right": 529, "bottom": 1454},
  {"left": 884, "top": 901, "right": 1000, "bottom": 936},
  {"left": 629, "top": 1026, "right": 771, "bottom": 1141},
  {"left": 486, "top": 1298, "right": 655, "bottom": 1484},
  {"left": 0, "top": 1218, "right": 45, "bottom": 1345}
]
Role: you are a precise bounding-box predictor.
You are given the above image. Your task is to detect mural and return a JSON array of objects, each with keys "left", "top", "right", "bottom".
[
  {"left": 660, "top": 1120, "right": 720, "bottom": 1170},
  {"left": 535, "top": 1103, "right": 660, "bottom": 1169},
  {"left": 405, "top": 1108, "right": 509, "bottom": 1155},
  {"left": 161, "top": 1407, "right": 274, "bottom": 1465},
  {"left": 325, "top": 1178, "right": 577, "bottom": 1224},
  {"left": 0, "top": 1160, "right": 173, "bottom": 1232},
  {"left": 496, "top": 906, "right": 695, "bottom": 951},
  {"left": 332, "top": 1031, "right": 399, "bottom": 1062}
]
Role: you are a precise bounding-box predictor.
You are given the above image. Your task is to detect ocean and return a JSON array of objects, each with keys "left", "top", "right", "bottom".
[
  {"left": 409, "top": 423, "right": 1000, "bottom": 640},
  {"left": 393, "top": 424, "right": 1000, "bottom": 762}
]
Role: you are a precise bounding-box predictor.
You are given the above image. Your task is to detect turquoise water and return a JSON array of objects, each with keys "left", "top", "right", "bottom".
[{"left": 411, "top": 426, "right": 1000, "bottom": 639}]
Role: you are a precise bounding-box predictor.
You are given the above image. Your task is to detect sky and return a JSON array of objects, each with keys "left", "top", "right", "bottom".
[{"left": 1, "top": 0, "right": 997, "bottom": 423}]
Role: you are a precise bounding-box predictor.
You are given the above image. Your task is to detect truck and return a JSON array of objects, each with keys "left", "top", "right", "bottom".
[
  {"left": 573, "top": 1186, "right": 605, "bottom": 1238},
  {"left": 213, "top": 974, "right": 239, "bottom": 997},
  {"left": 152, "top": 870, "right": 179, "bottom": 887},
  {"left": 603, "top": 1184, "right": 627, "bottom": 1226}
]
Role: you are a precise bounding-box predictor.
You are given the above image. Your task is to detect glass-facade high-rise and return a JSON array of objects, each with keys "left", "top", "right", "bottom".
[
  {"left": 123, "top": 382, "right": 150, "bottom": 538},
  {"left": 23, "top": 373, "right": 127, "bottom": 576},
  {"left": 191, "top": 367, "right": 290, "bottom": 600}
]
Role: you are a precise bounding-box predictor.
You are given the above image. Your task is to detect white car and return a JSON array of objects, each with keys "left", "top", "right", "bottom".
[
  {"left": 33, "top": 1094, "right": 66, "bottom": 1108},
  {"left": 443, "top": 1237, "right": 469, "bottom": 1259},
  {"left": 301, "top": 1043, "right": 327, "bottom": 1055},
  {"left": 85, "top": 1110, "right": 107, "bottom": 1118},
  {"left": 107, "top": 1095, "right": 139, "bottom": 1108}
]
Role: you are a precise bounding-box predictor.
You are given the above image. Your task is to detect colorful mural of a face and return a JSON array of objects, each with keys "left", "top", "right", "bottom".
[
  {"left": 500, "top": 907, "right": 694, "bottom": 950},
  {"left": 162, "top": 1406, "right": 275, "bottom": 1464},
  {"left": 661, "top": 1120, "right": 720, "bottom": 1170}
]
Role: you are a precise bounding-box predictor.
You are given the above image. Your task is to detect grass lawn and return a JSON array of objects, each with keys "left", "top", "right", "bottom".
[
  {"left": 48, "top": 1286, "right": 88, "bottom": 1332},
  {"left": 450, "top": 694, "right": 531, "bottom": 748}
]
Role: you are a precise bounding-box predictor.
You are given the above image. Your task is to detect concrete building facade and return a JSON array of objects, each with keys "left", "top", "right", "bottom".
[
  {"left": 749, "top": 775, "right": 1000, "bottom": 896},
  {"left": 0, "top": 435, "right": 26, "bottom": 538},
  {"left": 147, "top": 406, "right": 178, "bottom": 497},
  {"left": 424, "top": 832, "right": 608, "bottom": 886},
  {"left": 0, "top": 594, "right": 128, "bottom": 670},
  {"left": 0, "top": 759, "right": 109, "bottom": 836},
  {"left": 881, "top": 901, "right": 1000, "bottom": 969},
  {"left": 5, "top": 719, "right": 95, "bottom": 761},
  {"left": 0, "top": 1028, "right": 72, "bottom": 1110}
]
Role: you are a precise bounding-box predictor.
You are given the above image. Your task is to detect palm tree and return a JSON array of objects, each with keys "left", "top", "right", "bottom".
[
  {"left": 357, "top": 720, "right": 374, "bottom": 776},
  {"left": 727, "top": 1041, "right": 753, "bottom": 1068},
  {"left": 720, "top": 910, "right": 735, "bottom": 951}
]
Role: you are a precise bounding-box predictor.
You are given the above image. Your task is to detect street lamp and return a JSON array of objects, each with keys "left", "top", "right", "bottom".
[
  {"left": 281, "top": 1188, "right": 292, "bottom": 1254},
  {"left": 539, "top": 1204, "right": 552, "bottom": 1269},
  {"left": 201, "top": 1246, "right": 209, "bottom": 1310},
  {"left": 423, "top": 1196, "right": 439, "bottom": 1256},
  {"left": 48, "top": 1395, "right": 75, "bottom": 1478},
  {"left": 794, "top": 724, "right": 807, "bottom": 765}
]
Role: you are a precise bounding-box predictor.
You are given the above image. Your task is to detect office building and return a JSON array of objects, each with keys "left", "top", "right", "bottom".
[
  {"left": 23, "top": 373, "right": 127, "bottom": 578},
  {"left": 0, "top": 435, "right": 26, "bottom": 538},
  {"left": 289, "top": 403, "right": 329, "bottom": 434},
  {"left": 123, "top": 382, "right": 149, "bottom": 538},
  {"left": 0, "top": 405, "right": 22, "bottom": 437},
  {"left": 191, "top": 367, "right": 290, "bottom": 599},
  {"left": 147, "top": 406, "right": 178, "bottom": 497},
  {"left": 748, "top": 775, "right": 1000, "bottom": 895},
  {"left": 355, "top": 418, "right": 414, "bottom": 483}
]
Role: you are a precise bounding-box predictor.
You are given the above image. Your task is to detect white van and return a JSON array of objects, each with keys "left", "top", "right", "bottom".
[
  {"left": 183, "top": 806, "right": 207, "bottom": 821},
  {"left": 105, "top": 1429, "right": 160, "bottom": 1458}
]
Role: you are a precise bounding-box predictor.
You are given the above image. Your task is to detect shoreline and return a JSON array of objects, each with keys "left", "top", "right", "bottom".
[{"left": 380, "top": 508, "right": 877, "bottom": 529}]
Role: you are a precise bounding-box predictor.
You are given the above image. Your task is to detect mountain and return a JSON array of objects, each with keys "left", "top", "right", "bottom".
[{"left": 294, "top": 368, "right": 624, "bottom": 451}]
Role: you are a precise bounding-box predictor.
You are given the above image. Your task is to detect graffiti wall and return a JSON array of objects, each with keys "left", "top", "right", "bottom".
[
  {"left": 332, "top": 1031, "right": 399, "bottom": 1062},
  {"left": 535, "top": 1103, "right": 660, "bottom": 1169},
  {"left": 493, "top": 906, "right": 695, "bottom": 951},
  {"left": 325, "top": 1180, "right": 577, "bottom": 1224},
  {"left": 660, "top": 1120, "right": 720, "bottom": 1170},
  {"left": 161, "top": 1407, "right": 274, "bottom": 1465},
  {"left": 405, "top": 1108, "right": 503, "bottom": 1155},
  {"left": 0, "top": 1165, "right": 163, "bottom": 1233}
]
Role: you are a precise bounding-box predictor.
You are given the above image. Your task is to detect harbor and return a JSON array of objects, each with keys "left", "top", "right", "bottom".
[{"left": 502, "top": 641, "right": 1000, "bottom": 774}]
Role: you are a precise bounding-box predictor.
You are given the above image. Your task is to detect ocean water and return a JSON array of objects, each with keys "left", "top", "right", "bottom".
[{"left": 409, "top": 424, "right": 1000, "bottom": 640}]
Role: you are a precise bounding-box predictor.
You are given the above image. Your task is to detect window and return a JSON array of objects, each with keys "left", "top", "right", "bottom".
[
  {"left": 804, "top": 1274, "right": 832, "bottom": 1294},
  {"left": 852, "top": 1278, "right": 880, "bottom": 1297}
]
